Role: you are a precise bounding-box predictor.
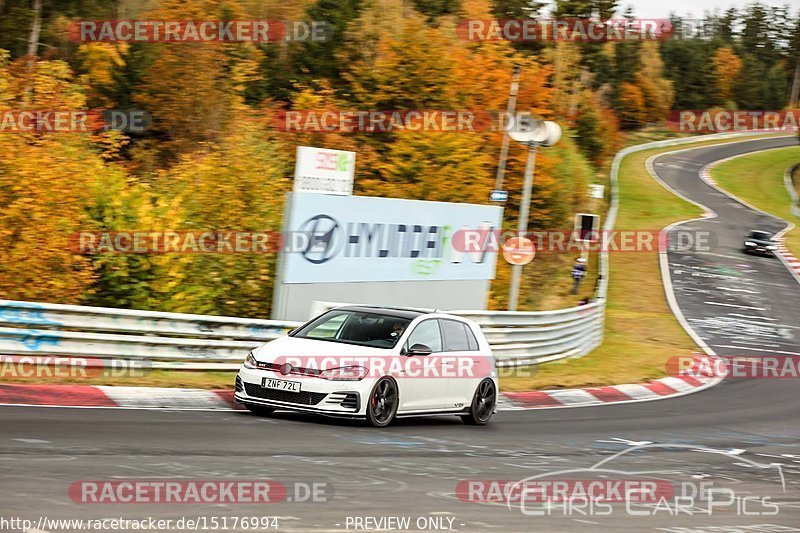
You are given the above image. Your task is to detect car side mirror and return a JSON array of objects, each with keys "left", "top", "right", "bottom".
[{"left": 405, "top": 343, "right": 432, "bottom": 356}]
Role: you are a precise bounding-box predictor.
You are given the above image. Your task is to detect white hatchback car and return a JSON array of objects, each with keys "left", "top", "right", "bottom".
[{"left": 235, "top": 305, "right": 498, "bottom": 427}]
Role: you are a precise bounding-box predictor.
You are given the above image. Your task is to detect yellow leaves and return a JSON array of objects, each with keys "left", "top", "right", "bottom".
[
  {"left": 293, "top": 86, "right": 326, "bottom": 109},
  {"left": 618, "top": 81, "right": 646, "bottom": 127},
  {"left": 230, "top": 55, "right": 262, "bottom": 93},
  {"left": 135, "top": 128, "right": 291, "bottom": 315},
  {"left": 713, "top": 47, "right": 742, "bottom": 102},
  {"left": 635, "top": 41, "right": 674, "bottom": 122},
  {"left": 0, "top": 49, "right": 10, "bottom": 108},
  {"left": 343, "top": 12, "right": 458, "bottom": 109},
  {"left": 77, "top": 43, "right": 127, "bottom": 107},
  {"left": 0, "top": 135, "right": 100, "bottom": 302},
  {"left": 364, "top": 131, "right": 493, "bottom": 204},
  {"left": 0, "top": 58, "right": 106, "bottom": 301},
  {"left": 2, "top": 58, "right": 86, "bottom": 110},
  {"left": 91, "top": 129, "right": 131, "bottom": 162},
  {"left": 460, "top": 0, "right": 495, "bottom": 18}
]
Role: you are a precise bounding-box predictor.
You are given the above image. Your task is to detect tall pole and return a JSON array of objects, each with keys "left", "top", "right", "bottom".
[
  {"left": 494, "top": 65, "right": 521, "bottom": 192},
  {"left": 508, "top": 142, "right": 537, "bottom": 311},
  {"left": 790, "top": 58, "right": 800, "bottom": 108}
]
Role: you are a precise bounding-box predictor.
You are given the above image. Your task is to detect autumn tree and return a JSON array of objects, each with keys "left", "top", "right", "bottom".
[
  {"left": 0, "top": 55, "right": 103, "bottom": 302},
  {"left": 150, "top": 124, "right": 291, "bottom": 317},
  {"left": 132, "top": 0, "right": 264, "bottom": 164},
  {"left": 635, "top": 41, "right": 673, "bottom": 123},
  {"left": 712, "top": 46, "right": 741, "bottom": 104}
]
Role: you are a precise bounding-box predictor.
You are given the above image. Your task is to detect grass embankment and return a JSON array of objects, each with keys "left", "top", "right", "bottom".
[
  {"left": 2, "top": 135, "right": 793, "bottom": 391},
  {"left": 711, "top": 146, "right": 800, "bottom": 259}
]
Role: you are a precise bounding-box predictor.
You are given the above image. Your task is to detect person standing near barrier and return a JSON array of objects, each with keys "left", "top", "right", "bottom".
[{"left": 570, "top": 257, "right": 587, "bottom": 294}]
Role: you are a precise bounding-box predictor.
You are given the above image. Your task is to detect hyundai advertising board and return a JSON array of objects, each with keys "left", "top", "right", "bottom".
[{"left": 281, "top": 192, "right": 503, "bottom": 284}]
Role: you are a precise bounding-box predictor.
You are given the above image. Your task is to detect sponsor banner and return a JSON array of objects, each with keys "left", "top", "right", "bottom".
[
  {"left": 294, "top": 146, "right": 355, "bottom": 195},
  {"left": 281, "top": 193, "right": 503, "bottom": 284}
]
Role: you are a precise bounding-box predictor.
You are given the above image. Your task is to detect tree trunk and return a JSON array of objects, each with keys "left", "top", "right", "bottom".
[
  {"left": 790, "top": 58, "right": 800, "bottom": 108},
  {"left": 26, "top": 0, "right": 42, "bottom": 65}
]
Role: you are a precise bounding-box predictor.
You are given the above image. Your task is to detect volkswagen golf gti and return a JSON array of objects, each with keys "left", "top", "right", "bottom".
[{"left": 234, "top": 305, "right": 498, "bottom": 427}]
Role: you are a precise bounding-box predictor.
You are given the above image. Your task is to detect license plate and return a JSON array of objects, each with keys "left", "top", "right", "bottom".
[{"left": 262, "top": 378, "right": 301, "bottom": 393}]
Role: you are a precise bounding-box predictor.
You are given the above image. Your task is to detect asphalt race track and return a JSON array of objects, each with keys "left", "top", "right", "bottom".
[{"left": 1, "top": 137, "right": 800, "bottom": 532}]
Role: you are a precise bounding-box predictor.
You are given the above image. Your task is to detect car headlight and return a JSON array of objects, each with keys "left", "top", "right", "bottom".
[
  {"left": 243, "top": 351, "right": 259, "bottom": 369},
  {"left": 319, "top": 366, "right": 368, "bottom": 381},
  {"left": 767, "top": 245, "right": 777, "bottom": 250},
  {"left": 744, "top": 241, "right": 756, "bottom": 246}
]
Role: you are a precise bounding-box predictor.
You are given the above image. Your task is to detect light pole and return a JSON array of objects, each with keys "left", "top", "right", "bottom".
[
  {"left": 493, "top": 65, "right": 522, "bottom": 194},
  {"left": 506, "top": 118, "right": 562, "bottom": 311}
]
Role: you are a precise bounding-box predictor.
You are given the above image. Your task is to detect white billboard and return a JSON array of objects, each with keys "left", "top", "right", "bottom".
[
  {"left": 293, "top": 146, "right": 355, "bottom": 195},
  {"left": 281, "top": 193, "right": 503, "bottom": 284}
]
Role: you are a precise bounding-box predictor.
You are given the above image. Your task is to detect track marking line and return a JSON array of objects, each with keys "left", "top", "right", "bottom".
[
  {"left": 714, "top": 345, "right": 800, "bottom": 356},
  {"left": 703, "top": 301, "right": 766, "bottom": 310}
]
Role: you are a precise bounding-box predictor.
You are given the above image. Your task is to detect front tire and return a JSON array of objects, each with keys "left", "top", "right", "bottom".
[
  {"left": 366, "top": 377, "right": 398, "bottom": 428},
  {"left": 244, "top": 403, "right": 275, "bottom": 417},
  {"left": 461, "top": 379, "right": 496, "bottom": 426}
]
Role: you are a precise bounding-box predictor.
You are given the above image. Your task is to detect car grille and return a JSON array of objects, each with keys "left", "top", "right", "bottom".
[
  {"left": 243, "top": 383, "right": 326, "bottom": 405},
  {"left": 235, "top": 376, "right": 243, "bottom": 392},
  {"left": 253, "top": 361, "right": 321, "bottom": 377}
]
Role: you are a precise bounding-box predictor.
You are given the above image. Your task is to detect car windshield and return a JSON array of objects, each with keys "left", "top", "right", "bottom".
[
  {"left": 750, "top": 231, "right": 772, "bottom": 240},
  {"left": 291, "top": 310, "right": 412, "bottom": 349}
]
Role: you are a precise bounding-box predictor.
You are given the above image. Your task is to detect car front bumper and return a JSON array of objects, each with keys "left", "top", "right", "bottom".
[
  {"left": 744, "top": 245, "right": 775, "bottom": 255},
  {"left": 235, "top": 366, "right": 373, "bottom": 417}
]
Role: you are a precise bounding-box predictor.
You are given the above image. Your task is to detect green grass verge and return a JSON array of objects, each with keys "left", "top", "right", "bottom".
[{"left": 710, "top": 146, "right": 800, "bottom": 260}]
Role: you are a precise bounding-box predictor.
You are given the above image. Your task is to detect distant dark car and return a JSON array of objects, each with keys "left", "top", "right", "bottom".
[{"left": 743, "top": 230, "right": 777, "bottom": 256}]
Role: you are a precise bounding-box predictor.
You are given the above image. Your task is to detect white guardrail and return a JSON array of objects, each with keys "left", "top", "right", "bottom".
[
  {"left": 0, "top": 298, "right": 603, "bottom": 369},
  {"left": 1, "top": 132, "right": 786, "bottom": 371}
]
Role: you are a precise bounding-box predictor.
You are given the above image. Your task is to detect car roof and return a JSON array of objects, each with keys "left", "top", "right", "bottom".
[
  {"left": 335, "top": 305, "right": 430, "bottom": 319},
  {"left": 750, "top": 230, "right": 772, "bottom": 238}
]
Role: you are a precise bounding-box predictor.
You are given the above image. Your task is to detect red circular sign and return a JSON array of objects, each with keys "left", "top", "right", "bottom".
[{"left": 502, "top": 237, "right": 535, "bottom": 265}]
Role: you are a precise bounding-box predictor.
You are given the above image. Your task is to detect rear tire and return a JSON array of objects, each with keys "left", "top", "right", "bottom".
[
  {"left": 461, "top": 379, "right": 496, "bottom": 426},
  {"left": 366, "top": 378, "right": 398, "bottom": 428},
  {"left": 245, "top": 403, "right": 275, "bottom": 416}
]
